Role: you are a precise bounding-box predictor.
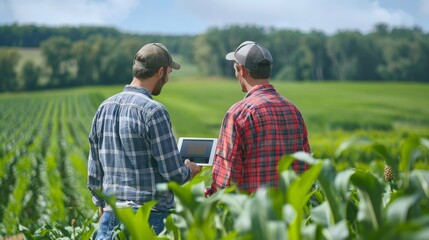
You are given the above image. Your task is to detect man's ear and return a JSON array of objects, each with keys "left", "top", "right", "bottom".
[
  {"left": 239, "top": 65, "right": 246, "bottom": 77},
  {"left": 157, "top": 67, "right": 164, "bottom": 77}
]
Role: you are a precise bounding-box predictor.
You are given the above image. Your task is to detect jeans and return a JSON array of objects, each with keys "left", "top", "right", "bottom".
[{"left": 95, "top": 209, "right": 168, "bottom": 239}]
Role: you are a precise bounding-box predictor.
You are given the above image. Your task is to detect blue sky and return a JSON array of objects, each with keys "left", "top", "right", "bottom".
[{"left": 1, "top": 0, "right": 428, "bottom": 35}]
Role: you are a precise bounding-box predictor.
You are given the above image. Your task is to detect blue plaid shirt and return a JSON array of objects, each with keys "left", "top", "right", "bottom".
[{"left": 88, "top": 85, "right": 191, "bottom": 211}]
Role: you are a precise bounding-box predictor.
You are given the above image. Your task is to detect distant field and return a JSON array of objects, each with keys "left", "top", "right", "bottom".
[
  {"left": 0, "top": 47, "right": 44, "bottom": 69},
  {"left": 2, "top": 47, "right": 429, "bottom": 157},
  {"left": 69, "top": 80, "right": 429, "bottom": 158},
  {"left": 157, "top": 80, "right": 429, "bottom": 134},
  {"left": 16, "top": 48, "right": 44, "bottom": 67},
  {"left": 155, "top": 80, "right": 429, "bottom": 159},
  {"left": 2, "top": 80, "right": 429, "bottom": 157}
]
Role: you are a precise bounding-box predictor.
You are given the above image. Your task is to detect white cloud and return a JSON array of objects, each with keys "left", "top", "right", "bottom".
[
  {"left": 421, "top": 0, "right": 429, "bottom": 16},
  {"left": 179, "top": 0, "right": 416, "bottom": 34},
  {"left": 1, "top": 0, "right": 425, "bottom": 34},
  {"left": 0, "top": 0, "right": 13, "bottom": 22},
  {"left": 6, "top": 0, "right": 138, "bottom": 26}
]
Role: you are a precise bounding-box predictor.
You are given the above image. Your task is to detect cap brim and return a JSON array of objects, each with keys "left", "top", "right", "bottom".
[
  {"left": 225, "top": 52, "right": 236, "bottom": 61},
  {"left": 171, "top": 60, "right": 181, "bottom": 70}
]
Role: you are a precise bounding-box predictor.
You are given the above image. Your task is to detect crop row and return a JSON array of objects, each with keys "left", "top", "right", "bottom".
[{"left": 0, "top": 92, "right": 103, "bottom": 235}]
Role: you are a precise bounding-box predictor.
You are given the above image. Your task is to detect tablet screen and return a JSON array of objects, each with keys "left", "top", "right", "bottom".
[{"left": 177, "top": 138, "right": 217, "bottom": 166}]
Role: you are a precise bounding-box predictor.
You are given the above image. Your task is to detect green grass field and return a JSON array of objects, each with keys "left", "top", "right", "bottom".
[
  {"left": 158, "top": 80, "right": 429, "bottom": 134},
  {"left": 56, "top": 79, "right": 428, "bottom": 162},
  {"left": 2, "top": 79, "right": 428, "bottom": 158},
  {"left": 157, "top": 80, "right": 429, "bottom": 161}
]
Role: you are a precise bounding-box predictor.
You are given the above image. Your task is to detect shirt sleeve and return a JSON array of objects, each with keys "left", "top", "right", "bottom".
[
  {"left": 212, "top": 111, "right": 244, "bottom": 188},
  {"left": 291, "top": 111, "right": 311, "bottom": 173},
  {"left": 87, "top": 114, "right": 106, "bottom": 207},
  {"left": 302, "top": 121, "right": 311, "bottom": 154},
  {"left": 148, "top": 106, "right": 192, "bottom": 184}
]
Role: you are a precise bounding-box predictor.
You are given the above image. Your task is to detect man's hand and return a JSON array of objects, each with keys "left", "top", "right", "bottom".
[
  {"left": 184, "top": 159, "right": 202, "bottom": 177},
  {"left": 98, "top": 207, "right": 104, "bottom": 223},
  {"left": 204, "top": 182, "right": 221, "bottom": 197}
]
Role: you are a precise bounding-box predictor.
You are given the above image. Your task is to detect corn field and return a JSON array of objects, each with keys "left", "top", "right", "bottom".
[
  {"left": 1, "top": 85, "right": 428, "bottom": 239},
  {"left": 0, "top": 91, "right": 103, "bottom": 235}
]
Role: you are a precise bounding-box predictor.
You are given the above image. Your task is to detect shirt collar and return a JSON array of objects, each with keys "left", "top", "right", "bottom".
[
  {"left": 123, "top": 85, "right": 153, "bottom": 99},
  {"left": 244, "top": 84, "right": 275, "bottom": 98}
]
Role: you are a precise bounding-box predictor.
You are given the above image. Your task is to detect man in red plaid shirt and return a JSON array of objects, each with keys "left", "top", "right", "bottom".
[{"left": 206, "top": 41, "right": 311, "bottom": 196}]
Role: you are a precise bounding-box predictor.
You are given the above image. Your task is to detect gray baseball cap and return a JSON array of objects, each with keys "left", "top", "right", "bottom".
[
  {"left": 225, "top": 41, "right": 273, "bottom": 70},
  {"left": 134, "top": 43, "right": 180, "bottom": 70}
]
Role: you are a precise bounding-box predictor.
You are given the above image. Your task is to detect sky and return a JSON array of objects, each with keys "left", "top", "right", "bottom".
[{"left": 1, "top": 0, "right": 429, "bottom": 35}]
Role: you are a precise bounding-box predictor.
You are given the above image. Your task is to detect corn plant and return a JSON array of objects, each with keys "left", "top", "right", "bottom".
[
  {"left": 167, "top": 136, "right": 428, "bottom": 239},
  {"left": 20, "top": 136, "right": 429, "bottom": 239}
]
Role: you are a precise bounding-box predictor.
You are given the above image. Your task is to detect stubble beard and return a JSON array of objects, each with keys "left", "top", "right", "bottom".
[
  {"left": 152, "top": 74, "right": 166, "bottom": 96},
  {"left": 152, "top": 73, "right": 167, "bottom": 96}
]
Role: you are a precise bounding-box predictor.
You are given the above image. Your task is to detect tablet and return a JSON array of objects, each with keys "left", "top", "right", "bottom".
[{"left": 177, "top": 137, "right": 218, "bottom": 166}]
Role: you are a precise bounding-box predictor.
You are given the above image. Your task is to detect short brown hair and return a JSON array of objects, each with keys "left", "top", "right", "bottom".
[
  {"left": 133, "top": 62, "right": 158, "bottom": 79},
  {"left": 247, "top": 59, "right": 272, "bottom": 79}
]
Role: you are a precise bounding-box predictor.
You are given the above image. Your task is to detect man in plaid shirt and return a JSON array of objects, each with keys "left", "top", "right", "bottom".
[
  {"left": 207, "top": 41, "right": 310, "bottom": 195},
  {"left": 88, "top": 43, "right": 201, "bottom": 238}
]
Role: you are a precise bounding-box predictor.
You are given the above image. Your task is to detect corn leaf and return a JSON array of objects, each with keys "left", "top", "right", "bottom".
[{"left": 350, "top": 170, "right": 383, "bottom": 230}]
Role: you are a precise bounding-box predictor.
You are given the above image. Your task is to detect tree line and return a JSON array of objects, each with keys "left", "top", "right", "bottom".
[{"left": 0, "top": 23, "right": 428, "bottom": 92}]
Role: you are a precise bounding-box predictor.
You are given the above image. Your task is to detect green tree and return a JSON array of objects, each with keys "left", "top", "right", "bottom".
[
  {"left": 194, "top": 29, "right": 225, "bottom": 76},
  {"left": 194, "top": 25, "right": 266, "bottom": 77},
  {"left": 72, "top": 35, "right": 118, "bottom": 85},
  {"left": 0, "top": 24, "right": 121, "bottom": 47},
  {"left": 40, "top": 36, "right": 73, "bottom": 87},
  {"left": 327, "top": 31, "right": 380, "bottom": 80},
  {"left": 175, "top": 36, "right": 197, "bottom": 64},
  {"left": 372, "top": 23, "right": 390, "bottom": 37},
  {"left": 266, "top": 30, "right": 305, "bottom": 80},
  {"left": 99, "top": 39, "right": 140, "bottom": 84},
  {"left": 378, "top": 38, "right": 429, "bottom": 81},
  {"left": 21, "top": 60, "right": 41, "bottom": 90},
  {"left": 284, "top": 31, "right": 330, "bottom": 80},
  {"left": 87, "top": 35, "right": 116, "bottom": 84},
  {"left": 0, "top": 48, "right": 20, "bottom": 92},
  {"left": 296, "top": 31, "right": 331, "bottom": 80},
  {"left": 327, "top": 31, "right": 359, "bottom": 80},
  {"left": 72, "top": 40, "right": 94, "bottom": 85},
  {"left": 376, "top": 28, "right": 429, "bottom": 82}
]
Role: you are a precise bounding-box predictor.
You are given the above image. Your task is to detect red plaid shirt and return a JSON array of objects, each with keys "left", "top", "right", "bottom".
[{"left": 212, "top": 84, "right": 310, "bottom": 193}]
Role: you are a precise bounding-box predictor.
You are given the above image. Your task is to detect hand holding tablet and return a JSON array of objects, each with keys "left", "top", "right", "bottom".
[
  {"left": 177, "top": 137, "right": 218, "bottom": 166},
  {"left": 184, "top": 159, "right": 202, "bottom": 177}
]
